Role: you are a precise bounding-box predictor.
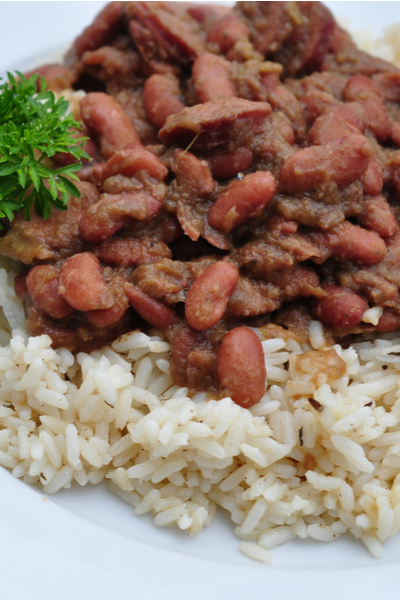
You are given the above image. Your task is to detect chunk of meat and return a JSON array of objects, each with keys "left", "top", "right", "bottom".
[
  {"left": 80, "top": 92, "right": 141, "bottom": 159},
  {"left": 96, "top": 238, "right": 171, "bottom": 268},
  {"left": 59, "top": 253, "right": 115, "bottom": 312},
  {"left": 26, "top": 266, "right": 74, "bottom": 320},
  {"left": 282, "top": 266, "right": 322, "bottom": 302},
  {"left": 79, "top": 192, "right": 162, "bottom": 243},
  {"left": 235, "top": 1, "right": 293, "bottom": 56},
  {"left": 132, "top": 258, "right": 191, "bottom": 300},
  {"left": 208, "top": 171, "right": 276, "bottom": 233},
  {"left": 80, "top": 46, "right": 140, "bottom": 85},
  {"left": 128, "top": 1, "right": 204, "bottom": 68},
  {"left": 143, "top": 74, "right": 186, "bottom": 128},
  {"left": 227, "top": 277, "right": 281, "bottom": 317},
  {"left": 291, "top": 346, "right": 347, "bottom": 385},
  {"left": 159, "top": 97, "right": 271, "bottom": 149},
  {"left": 322, "top": 46, "right": 400, "bottom": 77},
  {"left": 271, "top": 1, "right": 335, "bottom": 76}
]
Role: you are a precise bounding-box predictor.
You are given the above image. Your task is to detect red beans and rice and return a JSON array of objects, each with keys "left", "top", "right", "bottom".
[{"left": 1, "top": 1, "right": 400, "bottom": 561}]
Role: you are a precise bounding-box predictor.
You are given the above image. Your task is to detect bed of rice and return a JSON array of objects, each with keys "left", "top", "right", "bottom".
[{"left": 2, "top": 262, "right": 400, "bottom": 564}]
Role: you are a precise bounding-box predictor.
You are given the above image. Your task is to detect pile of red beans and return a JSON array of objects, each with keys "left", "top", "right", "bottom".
[{"left": 3, "top": 1, "right": 400, "bottom": 408}]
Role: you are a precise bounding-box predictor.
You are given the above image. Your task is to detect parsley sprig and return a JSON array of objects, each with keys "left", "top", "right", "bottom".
[{"left": 0, "top": 71, "right": 89, "bottom": 225}]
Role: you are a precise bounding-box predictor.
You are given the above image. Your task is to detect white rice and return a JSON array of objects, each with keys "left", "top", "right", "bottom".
[{"left": 2, "top": 261, "right": 400, "bottom": 563}]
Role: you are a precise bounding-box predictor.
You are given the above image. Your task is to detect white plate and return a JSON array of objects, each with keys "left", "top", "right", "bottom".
[{"left": 1, "top": 2, "right": 400, "bottom": 599}]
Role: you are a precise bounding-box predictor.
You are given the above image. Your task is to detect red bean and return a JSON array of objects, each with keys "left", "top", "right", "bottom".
[
  {"left": 59, "top": 253, "right": 115, "bottom": 312},
  {"left": 326, "top": 221, "right": 387, "bottom": 265},
  {"left": 314, "top": 283, "right": 368, "bottom": 329},
  {"left": 53, "top": 136, "right": 98, "bottom": 168},
  {"left": 14, "top": 273, "right": 27, "bottom": 299},
  {"left": 86, "top": 304, "right": 128, "bottom": 329},
  {"left": 188, "top": 4, "right": 229, "bottom": 24},
  {"left": 207, "top": 12, "right": 249, "bottom": 53},
  {"left": 376, "top": 308, "right": 400, "bottom": 332},
  {"left": 373, "top": 72, "right": 400, "bottom": 102},
  {"left": 73, "top": 1, "right": 125, "bottom": 56},
  {"left": 308, "top": 102, "right": 366, "bottom": 145},
  {"left": 25, "top": 64, "right": 77, "bottom": 93},
  {"left": 80, "top": 92, "right": 141, "bottom": 159},
  {"left": 175, "top": 149, "right": 215, "bottom": 195},
  {"left": 124, "top": 283, "right": 177, "bottom": 329},
  {"left": 271, "top": 112, "right": 295, "bottom": 146},
  {"left": 192, "top": 52, "right": 236, "bottom": 103},
  {"left": 205, "top": 147, "right": 253, "bottom": 179},
  {"left": 217, "top": 327, "right": 266, "bottom": 408},
  {"left": 391, "top": 122, "right": 400, "bottom": 147},
  {"left": 361, "top": 156, "right": 383, "bottom": 196},
  {"left": 185, "top": 261, "right": 239, "bottom": 331},
  {"left": 280, "top": 134, "right": 373, "bottom": 193},
  {"left": 261, "top": 73, "right": 306, "bottom": 141},
  {"left": 79, "top": 192, "right": 162, "bottom": 243},
  {"left": 344, "top": 75, "right": 391, "bottom": 141},
  {"left": 143, "top": 74, "right": 186, "bottom": 129},
  {"left": 100, "top": 147, "right": 168, "bottom": 183},
  {"left": 361, "top": 195, "right": 398, "bottom": 239},
  {"left": 301, "top": 89, "right": 339, "bottom": 123},
  {"left": 169, "top": 326, "right": 199, "bottom": 387},
  {"left": 208, "top": 171, "right": 276, "bottom": 233},
  {"left": 27, "top": 266, "right": 74, "bottom": 320}
]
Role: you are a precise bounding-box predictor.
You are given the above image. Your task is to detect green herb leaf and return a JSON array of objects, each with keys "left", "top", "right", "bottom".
[{"left": 0, "top": 71, "right": 88, "bottom": 226}]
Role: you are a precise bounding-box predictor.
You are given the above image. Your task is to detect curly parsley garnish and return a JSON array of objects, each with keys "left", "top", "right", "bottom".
[{"left": 0, "top": 71, "right": 89, "bottom": 225}]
